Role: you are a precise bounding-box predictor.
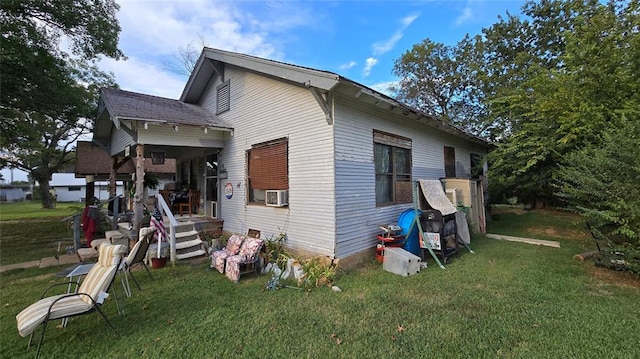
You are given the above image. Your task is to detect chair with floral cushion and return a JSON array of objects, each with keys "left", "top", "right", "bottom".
[
  {"left": 225, "top": 236, "right": 264, "bottom": 282},
  {"left": 210, "top": 234, "right": 245, "bottom": 273}
]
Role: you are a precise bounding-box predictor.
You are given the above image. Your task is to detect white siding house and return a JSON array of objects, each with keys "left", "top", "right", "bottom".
[
  {"left": 49, "top": 173, "right": 124, "bottom": 203},
  {"left": 93, "top": 47, "right": 490, "bottom": 267}
]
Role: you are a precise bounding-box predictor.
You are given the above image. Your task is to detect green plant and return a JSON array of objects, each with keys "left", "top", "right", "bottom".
[
  {"left": 200, "top": 230, "right": 225, "bottom": 250},
  {"left": 144, "top": 172, "right": 159, "bottom": 190},
  {"left": 263, "top": 230, "right": 288, "bottom": 267},
  {"left": 299, "top": 257, "right": 339, "bottom": 288}
]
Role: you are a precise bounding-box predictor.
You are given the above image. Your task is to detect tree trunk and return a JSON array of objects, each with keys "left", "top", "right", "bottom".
[{"left": 33, "top": 172, "right": 54, "bottom": 209}]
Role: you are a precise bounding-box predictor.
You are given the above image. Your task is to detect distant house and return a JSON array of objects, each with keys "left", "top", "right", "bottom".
[
  {"left": 92, "top": 47, "right": 490, "bottom": 267},
  {"left": 0, "top": 185, "right": 31, "bottom": 202},
  {"left": 49, "top": 173, "right": 124, "bottom": 203}
]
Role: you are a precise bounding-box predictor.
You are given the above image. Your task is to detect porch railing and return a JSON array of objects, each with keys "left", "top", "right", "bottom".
[{"left": 154, "top": 193, "right": 178, "bottom": 264}]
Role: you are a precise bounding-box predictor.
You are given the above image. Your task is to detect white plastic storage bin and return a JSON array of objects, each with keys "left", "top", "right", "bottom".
[{"left": 383, "top": 247, "right": 421, "bottom": 277}]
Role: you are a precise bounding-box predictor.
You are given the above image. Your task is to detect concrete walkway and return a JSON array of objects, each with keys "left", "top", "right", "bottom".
[
  {"left": 0, "top": 254, "right": 80, "bottom": 273},
  {"left": 486, "top": 233, "right": 561, "bottom": 248}
]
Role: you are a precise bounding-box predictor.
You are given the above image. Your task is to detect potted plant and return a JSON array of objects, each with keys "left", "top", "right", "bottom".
[{"left": 151, "top": 255, "right": 167, "bottom": 269}]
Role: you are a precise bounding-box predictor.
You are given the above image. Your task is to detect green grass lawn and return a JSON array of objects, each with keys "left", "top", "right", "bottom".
[
  {"left": 1, "top": 208, "right": 639, "bottom": 358},
  {"left": 0, "top": 202, "right": 80, "bottom": 265}
]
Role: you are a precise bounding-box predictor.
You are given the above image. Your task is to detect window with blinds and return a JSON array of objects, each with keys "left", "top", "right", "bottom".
[
  {"left": 248, "top": 138, "right": 288, "bottom": 203},
  {"left": 374, "top": 130, "right": 412, "bottom": 206},
  {"left": 216, "top": 80, "right": 230, "bottom": 114}
]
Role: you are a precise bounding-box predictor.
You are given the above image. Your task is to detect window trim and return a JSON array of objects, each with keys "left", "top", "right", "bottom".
[
  {"left": 374, "top": 130, "right": 412, "bottom": 206},
  {"left": 247, "top": 137, "right": 289, "bottom": 205}
]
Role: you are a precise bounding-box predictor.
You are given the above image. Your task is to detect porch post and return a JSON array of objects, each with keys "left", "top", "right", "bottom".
[
  {"left": 133, "top": 144, "right": 145, "bottom": 238},
  {"left": 85, "top": 175, "right": 95, "bottom": 205},
  {"left": 109, "top": 157, "right": 118, "bottom": 197}
]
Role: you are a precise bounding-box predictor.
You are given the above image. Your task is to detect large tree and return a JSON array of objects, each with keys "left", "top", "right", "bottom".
[
  {"left": 393, "top": 0, "right": 638, "bottom": 209},
  {"left": 483, "top": 0, "right": 638, "bottom": 208},
  {"left": 0, "top": 0, "right": 124, "bottom": 208},
  {"left": 393, "top": 35, "right": 492, "bottom": 138}
]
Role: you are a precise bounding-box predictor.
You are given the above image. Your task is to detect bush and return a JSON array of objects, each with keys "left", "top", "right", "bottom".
[{"left": 556, "top": 117, "right": 640, "bottom": 273}]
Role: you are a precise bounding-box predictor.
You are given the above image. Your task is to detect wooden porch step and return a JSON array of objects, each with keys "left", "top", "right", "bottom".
[
  {"left": 175, "top": 238, "right": 204, "bottom": 250},
  {"left": 175, "top": 230, "right": 199, "bottom": 241},
  {"left": 176, "top": 249, "right": 207, "bottom": 260}
]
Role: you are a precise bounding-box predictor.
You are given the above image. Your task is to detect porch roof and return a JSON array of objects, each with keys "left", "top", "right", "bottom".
[{"left": 99, "top": 88, "right": 233, "bottom": 129}]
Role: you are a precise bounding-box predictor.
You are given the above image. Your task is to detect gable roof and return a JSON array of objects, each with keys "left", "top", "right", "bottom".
[
  {"left": 181, "top": 47, "right": 340, "bottom": 103},
  {"left": 99, "top": 87, "right": 232, "bottom": 129},
  {"left": 75, "top": 141, "right": 175, "bottom": 180},
  {"left": 181, "top": 47, "right": 490, "bottom": 147}
]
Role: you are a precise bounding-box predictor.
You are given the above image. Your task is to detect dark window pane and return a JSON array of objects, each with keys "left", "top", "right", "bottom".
[
  {"left": 374, "top": 144, "right": 391, "bottom": 173},
  {"left": 395, "top": 148, "right": 411, "bottom": 174},
  {"left": 376, "top": 174, "right": 392, "bottom": 204},
  {"left": 444, "top": 146, "right": 456, "bottom": 178}
]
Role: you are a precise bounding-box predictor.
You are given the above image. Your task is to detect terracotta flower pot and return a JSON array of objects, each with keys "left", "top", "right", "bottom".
[{"left": 151, "top": 257, "right": 167, "bottom": 269}]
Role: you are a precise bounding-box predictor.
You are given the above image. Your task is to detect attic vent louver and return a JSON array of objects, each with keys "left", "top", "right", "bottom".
[{"left": 216, "top": 80, "right": 230, "bottom": 114}]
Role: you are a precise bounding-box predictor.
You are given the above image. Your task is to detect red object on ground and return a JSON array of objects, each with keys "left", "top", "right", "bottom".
[
  {"left": 375, "top": 235, "right": 405, "bottom": 263},
  {"left": 82, "top": 206, "right": 99, "bottom": 247}
]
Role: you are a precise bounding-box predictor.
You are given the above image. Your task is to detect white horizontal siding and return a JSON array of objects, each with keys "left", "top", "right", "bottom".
[
  {"left": 194, "top": 69, "right": 487, "bottom": 260},
  {"left": 203, "top": 68, "right": 337, "bottom": 257},
  {"left": 332, "top": 92, "right": 487, "bottom": 259},
  {"left": 109, "top": 125, "right": 135, "bottom": 156}
]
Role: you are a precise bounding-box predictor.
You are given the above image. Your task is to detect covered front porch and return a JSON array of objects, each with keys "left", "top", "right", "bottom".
[{"left": 90, "top": 87, "right": 234, "bottom": 263}]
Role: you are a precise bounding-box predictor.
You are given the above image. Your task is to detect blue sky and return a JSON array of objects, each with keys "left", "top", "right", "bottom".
[
  {"left": 103, "top": 0, "right": 527, "bottom": 98},
  {"left": 2, "top": 0, "right": 526, "bottom": 183}
]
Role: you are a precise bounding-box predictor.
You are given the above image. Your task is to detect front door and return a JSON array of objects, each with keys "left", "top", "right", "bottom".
[{"left": 205, "top": 154, "right": 218, "bottom": 218}]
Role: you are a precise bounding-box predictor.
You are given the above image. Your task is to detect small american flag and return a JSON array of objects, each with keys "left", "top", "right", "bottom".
[{"left": 150, "top": 208, "right": 165, "bottom": 243}]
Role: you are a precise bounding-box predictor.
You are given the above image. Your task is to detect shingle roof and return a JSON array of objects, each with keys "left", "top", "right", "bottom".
[{"left": 100, "top": 88, "right": 232, "bottom": 128}]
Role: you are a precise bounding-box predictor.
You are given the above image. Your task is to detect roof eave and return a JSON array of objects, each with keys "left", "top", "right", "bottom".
[
  {"left": 180, "top": 47, "right": 341, "bottom": 103},
  {"left": 340, "top": 78, "right": 492, "bottom": 147}
]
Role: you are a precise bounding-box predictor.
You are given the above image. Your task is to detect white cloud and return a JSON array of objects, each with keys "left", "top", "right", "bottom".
[
  {"left": 372, "top": 12, "right": 420, "bottom": 56},
  {"left": 369, "top": 81, "right": 400, "bottom": 97},
  {"left": 372, "top": 33, "right": 404, "bottom": 56},
  {"left": 116, "top": 0, "right": 278, "bottom": 59},
  {"left": 102, "top": 0, "right": 322, "bottom": 98},
  {"left": 100, "top": 57, "right": 187, "bottom": 99},
  {"left": 363, "top": 57, "right": 378, "bottom": 77},
  {"left": 455, "top": 6, "right": 474, "bottom": 26},
  {"left": 401, "top": 12, "right": 420, "bottom": 28},
  {"left": 338, "top": 61, "right": 357, "bottom": 70}
]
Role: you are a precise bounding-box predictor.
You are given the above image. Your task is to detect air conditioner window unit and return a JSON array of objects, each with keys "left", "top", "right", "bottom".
[{"left": 265, "top": 190, "right": 288, "bottom": 207}]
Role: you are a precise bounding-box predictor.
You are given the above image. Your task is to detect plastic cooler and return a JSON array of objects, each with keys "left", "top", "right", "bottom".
[{"left": 383, "top": 247, "right": 421, "bottom": 277}]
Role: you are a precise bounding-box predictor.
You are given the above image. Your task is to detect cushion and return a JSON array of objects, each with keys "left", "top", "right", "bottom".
[
  {"left": 16, "top": 295, "right": 93, "bottom": 337},
  {"left": 238, "top": 237, "right": 263, "bottom": 258},
  {"left": 225, "top": 234, "right": 244, "bottom": 255},
  {"left": 79, "top": 244, "right": 124, "bottom": 304}
]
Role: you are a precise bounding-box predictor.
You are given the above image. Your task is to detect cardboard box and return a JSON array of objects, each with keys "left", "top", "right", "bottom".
[{"left": 383, "top": 247, "right": 421, "bottom": 277}]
